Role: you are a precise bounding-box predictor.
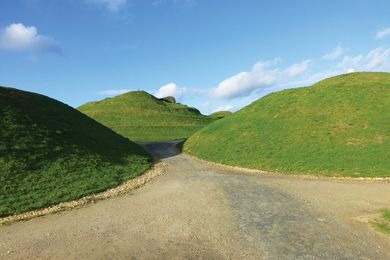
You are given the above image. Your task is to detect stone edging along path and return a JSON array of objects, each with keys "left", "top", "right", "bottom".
[
  {"left": 0, "top": 162, "right": 166, "bottom": 226},
  {"left": 183, "top": 153, "right": 390, "bottom": 183},
  {"left": 2, "top": 152, "right": 388, "bottom": 226}
]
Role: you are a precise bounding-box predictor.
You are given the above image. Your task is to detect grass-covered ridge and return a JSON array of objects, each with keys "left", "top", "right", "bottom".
[
  {"left": 185, "top": 72, "right": 390, "bottom": 177},
  {"left": 0, "top": 87, "right": 152, "bottom": 217},
  {"left": 78, "top": 91, "right": 214, "bottom": 141}
]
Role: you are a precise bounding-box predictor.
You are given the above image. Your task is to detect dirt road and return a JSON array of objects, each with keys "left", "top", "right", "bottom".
[{"left": 0, "top": 141, "right": 389, "bottom": 259}]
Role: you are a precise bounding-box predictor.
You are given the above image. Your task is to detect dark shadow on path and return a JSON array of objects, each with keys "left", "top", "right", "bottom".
[{"left": 135, "top": 140, "right": 183, "bottom": 160}]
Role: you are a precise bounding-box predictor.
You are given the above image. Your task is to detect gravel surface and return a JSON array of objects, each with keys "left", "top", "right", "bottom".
[{"left": 0, "top": 141, "right": 389, "bottom": 259}]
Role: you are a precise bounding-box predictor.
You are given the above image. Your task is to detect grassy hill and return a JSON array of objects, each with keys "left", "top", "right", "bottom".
[
  {"left": 78, "top": 91, "right": 214, "bottom": 141},
  {"left": 184, "top": 72, "right": 390, "bottom": 177},
  {"left": 0, "top": 87, "right": 152, "bottom": 217},
  {"left": 209, "top": 111, "right": 232, "bottom": 119}
]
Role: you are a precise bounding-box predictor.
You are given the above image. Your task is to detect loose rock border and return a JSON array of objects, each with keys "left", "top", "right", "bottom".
[
  {"left": 0, "top": 161, "right": 166, "bottom": 225},
  {"left": 184, "top": 153, "right": 390, "bottom": 183}
]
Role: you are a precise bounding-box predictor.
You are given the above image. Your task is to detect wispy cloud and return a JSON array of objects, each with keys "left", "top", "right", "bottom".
[
  {"left": 0, "top": 23, "right": 61, "bottom": 53},
  {"left": 211, "top": 43, "right": 390, "bottom": 101},
  {"left": 155, "top": 83, "right": 186, "bottom": 98},
  {"left": 87, "top": 0, "right": 128, "bottom": 13},
  {"left": 376, "top": 27, "right": 390, "bottom": 39},
  {"left": 154, "top": 82, "right": 208, "bottom": 100},
  {"left": 334, "top": 47, "right": 390, "bottom": 72},
  {"left": 336, "top": 55, "right": 363, "bottom": 70},
  {"left": 97, "top": 89, "right": 131, "bottom": 96},
  {"left": 212, "top": 58, "right": 311, "bottom": 99},
  {"left": 365, "top": 47, "right": 390, "bottom": 70},
  {"left": 213, "top": 105, "right": 234, "bottom": 113},
  {"left": 96, "top": 28, "right": 390, "bottom": 115},
  {"left": 165, "top": 43, "right": 390, "bottom": 114},
  {"left": 322, "top": 44, "right": 344, "bottom": 60}
]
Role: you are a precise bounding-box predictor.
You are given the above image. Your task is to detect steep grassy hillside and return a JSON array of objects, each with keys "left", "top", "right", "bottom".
[
  {"left": 78, "top": 91, "right": 214, "bottom": 141},
  {"left": 185, "top": 72, "right": 390, "bottom": 177},
  {"left": 209, "top": 111, "right": 232, "bottom": 119},
  {"left": 0, "top": 87, "right": 152, "bottom": 217}
]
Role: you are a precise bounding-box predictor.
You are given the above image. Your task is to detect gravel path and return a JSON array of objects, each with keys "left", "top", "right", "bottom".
[{"left": 0, "top": 141, "right": 389, "bottom": 259}]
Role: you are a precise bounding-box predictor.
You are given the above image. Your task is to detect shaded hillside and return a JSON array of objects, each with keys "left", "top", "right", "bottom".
[{"left": 0, "top": 87, "right": 152, "bottom": 217}]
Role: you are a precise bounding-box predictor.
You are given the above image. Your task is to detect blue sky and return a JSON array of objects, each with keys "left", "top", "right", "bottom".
[{"left": 1, "top": 0, "right": 390, "bottom": 114}]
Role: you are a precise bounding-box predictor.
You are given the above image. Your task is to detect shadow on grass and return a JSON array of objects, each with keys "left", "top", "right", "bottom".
[{"left": 136, "top": 140, "right": 185, "bottom": 160}]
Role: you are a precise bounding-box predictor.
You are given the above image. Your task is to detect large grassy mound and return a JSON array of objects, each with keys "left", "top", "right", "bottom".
[
  {"left": 0, "top": 87, "right": 152, "bottom": 217},
  {"left": 78, "top": 91, "right": 214, "bottom": 141},
  {"left": 184, "top": 72, "right": 390, "bottom": 177}
]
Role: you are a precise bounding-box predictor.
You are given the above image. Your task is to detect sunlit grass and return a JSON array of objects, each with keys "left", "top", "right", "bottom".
[
  {"left": 185, "top": 72, "right": 390, "bottom": 177},
  {"left": 78, "top": 91, "right": 215, "bottom": 141}
]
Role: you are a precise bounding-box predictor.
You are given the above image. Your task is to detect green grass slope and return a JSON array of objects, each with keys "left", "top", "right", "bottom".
[
  {"left": 184, "top": 72, "right": 390, "bottom": 177},
  {"left": 0, "top": 87, "right": 152, "bottom": 217},
  {"left": 78, "top": 91, "right": 214, "bottom": 141}
]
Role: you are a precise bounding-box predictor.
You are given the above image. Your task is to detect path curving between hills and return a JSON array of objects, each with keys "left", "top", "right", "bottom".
[{"left": 0, "top": 141, "right": 389, "bottom": 259}]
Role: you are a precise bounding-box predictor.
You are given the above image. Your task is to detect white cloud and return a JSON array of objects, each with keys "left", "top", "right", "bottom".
[
  {"left": 365, "top": 47, "right": 390, "bottom": 71},
  {"left": 336, "top": 55, "right": 363, "bottom": 70},
  {"left": 286, "top": 59, "right": 312, "bottom": 76},
  {"left": 98, "top": 89, "right": 131, "bottom": 95},
  {"left": 155, "top": 83, "right": 186, "bottom": 98},
  {"left": 206, "top": 44, "right": 390, "bottom": 109},
  {"left": 322, "top": 45, "right": 344, "bottom": 60},
  {"left": 213, "top": 105, "right": 234, "bottom": 113},
  {"left": 335, "top": 47, "right": 390, "bottom": 72},
  {"left": 213, "top": 58, "right": 311, "bottom": 99},
  {"left": 302, "top": 48, "right": 389, "bottom": 85},
  {"left": 376, "top": 27, "right": 390, "bottom": 39},
  {"left": 0, "top": 23, "right": 61, "bottom": 53},
  {"left": 150, "top": 42, "right": 390, "bottom": 114},
  {"left": 147, "top": 45, "right": 390, "bottom": 115},
  {"left": 87, "top": 0, "right": 128, "bottom": 12}
]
